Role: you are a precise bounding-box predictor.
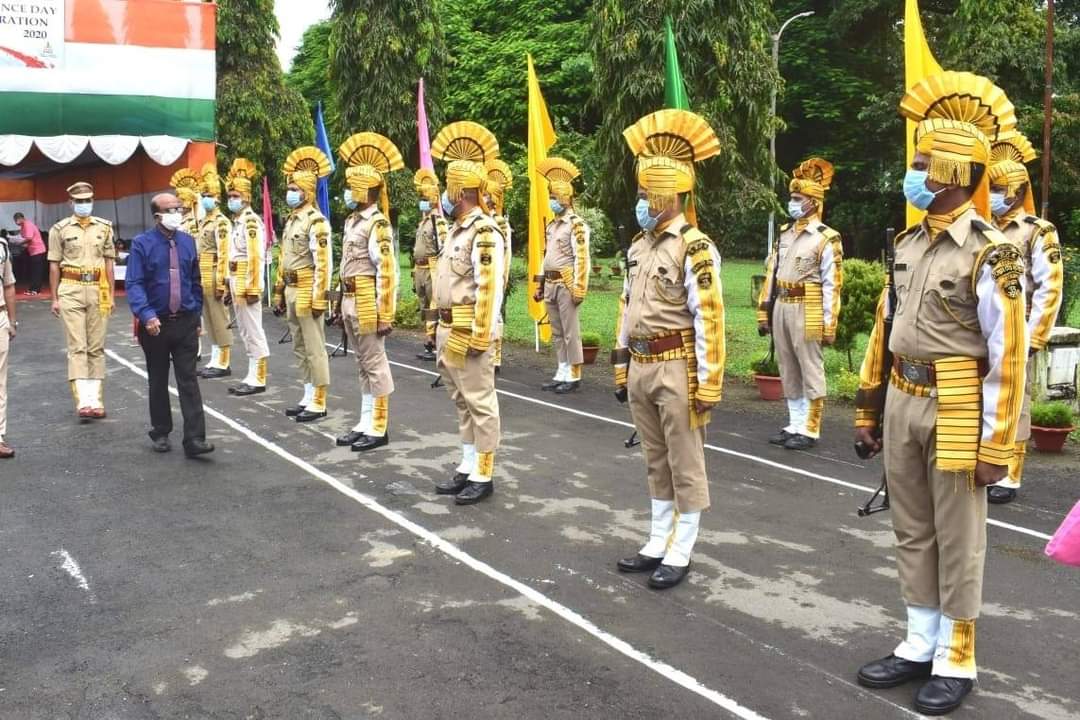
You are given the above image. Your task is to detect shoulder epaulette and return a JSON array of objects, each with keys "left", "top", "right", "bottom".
[
  {"left": 971, "top": 217, "right": 1009, "bottom": 244},
  {"left": 894, "top": 225, "right": 920, "bottom": 247},
  {"left": 91, "top": 216, "right": 113, "bottom": 228},
  {"left": 779, "top": 223, "right": 791, "bottom": 232},
  {"left": 1025, "top": 215, "right": 1056, "bottom": 235}
]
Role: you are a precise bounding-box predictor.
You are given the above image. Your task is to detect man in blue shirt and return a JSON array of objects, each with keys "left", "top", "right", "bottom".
[{"left": 126, "top": 193, "right": 213, "bottom": 457}]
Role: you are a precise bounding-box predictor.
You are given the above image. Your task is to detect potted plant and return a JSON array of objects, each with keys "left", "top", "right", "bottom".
[
  {"left": 609, "top": 262, "right": 622, "bottom": 278},
  {"left": 592, "top": 262, "right": 603, "bottom": 274},
  {"left": 1030, "top": 401, "right": 1076, "bottom": 453},
  {"left": 751, "top": 354, "right": 784, "bottom": 401},
  {"left": 581, "top": 332, "right": 601, "bottom": 365}
]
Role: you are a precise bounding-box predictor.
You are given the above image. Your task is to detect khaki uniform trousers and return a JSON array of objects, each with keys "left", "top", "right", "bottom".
[
  {"left": 202, "top": 293, "right": 232, "bottom": 348},
  {"left": 628, "top": 357, "right": 710, "bottom": 514},
  {"left": 58, "top": 281, "right": 107, "bottom": 380},
  {"left": 545, "top": 281, "right": 583, "bottom": 366},
  {"left": 773, "top": 300, "right": 825, "bottom": 400},
  {"left": 884, "top": 389, "right": 987, "bottom": 620},
  {"left": 413, "top": 266, "right": 433, "bottom": 313},
  {"left": 0, "top": 317, "right": 8, "bottom": 439},
  {"left": 229, "top": 280, "right": 270, "bottom": 361},
  {"left": 435, "top": 324, "right": 500, "bottom": 454},
  {"left": 285, "top": 286, "right": 330, "bottom": 387},
  {"left": 342, "top": 295, "right": 394, "bottom": 397}
]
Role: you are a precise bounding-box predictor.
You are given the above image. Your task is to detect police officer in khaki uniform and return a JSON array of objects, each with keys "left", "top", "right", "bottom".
[
  {"left": 484, "top": 159, "right": 513, "bottom": 372},
  {"left": 0, "top": 232, "right": 15, "bottom": 458},
  {"left": 48, "top": 182, "right": 115, "bottom": 419},
  {"left": 333, "top": 132, "right": 404, "bottom": 452},
  {"left": 613, "top": 109, "right": 725, "bottom": 590},
  {"left": 534, "top": 158, "right": 590, "bottom": 393},
  {"left": 274, "top": 147, "right": 333, "bottom": 422},
  {"left": 196, "top": 163, "right": 234, "bottom": 379},
  {"left": 429, "top": 121, "right": 504, "bottom": 505},
  {"left": 985, "top": 133, "right": 1064, "bottom": 504},
  {"left": 170, "top": 169, "right": 201, "bottom": 237},
  {"left": 757, "top": 158, "right": 843, "bottom": 450},
  {"left": 853, "top": 71, "right": 1027, "bottom": 716},
  {"left": 413, "top": 169, "right": 447, "bottom": 361}
]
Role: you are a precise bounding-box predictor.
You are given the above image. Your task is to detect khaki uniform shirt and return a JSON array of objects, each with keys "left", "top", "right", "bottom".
[
  {"left": 543, "top": 211, "right": 590, "bottom": 299},
  {"left": 278, "top": 204, "right": 332, "bottom": 311},
  {"left": 199, "top": 208, "right": 231, "bottom": 295},
  {"left": 757, "top": 217, "right": 843, "bottom": 336},
  {"left": 228, "top": 207, "right": 265, "bottom": 296},
  {"left": 414, "top": 213, "right": 440, "bottom": 260},
  {"left": 995, "top": 211, "right": 1063, "bottom": 351},
  {"left": 341, "top": 206, "right": 397, "bottom": 322},
  {"left": 47, "top": 216, "right": 115, "bottom": 269},
  {"left": 435, "top": 207, "right": 505, "bottom": 348}
]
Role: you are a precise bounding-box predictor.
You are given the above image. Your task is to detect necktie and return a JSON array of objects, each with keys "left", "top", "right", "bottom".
[{"left": 168, "top": 238, "right": 181, "bottom": 314}]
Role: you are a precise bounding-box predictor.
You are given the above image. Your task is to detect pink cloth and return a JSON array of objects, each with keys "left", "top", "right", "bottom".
[
  {"left": 1045, "top": 500, "right": 1080, "bottom": 568},
  {"left": 19, "top": 219, "right": 45, "bottom": 256}
]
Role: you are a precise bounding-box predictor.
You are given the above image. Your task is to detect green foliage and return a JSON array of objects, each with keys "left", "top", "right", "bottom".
[
  {"left": 751, "top": 353, "right": 780, "bottom": 377},
  {"left": 831, "top": 368, "right": 861, "bottom": 402},
  {"left": 591, "top": 1, "right": 778, "bottom": 245},
  {"left": 581, "top": 331, "right": 602, "bottom": 347},
  {"left": 286, "top": 21, "right": 336, "bottom": 124},
  {"left": 1060, "top": 243, "right": 1080, "bottom": 325},
  {"left": 328, "top": 1, "right": 447, "bottom": 169},
  {"left": 395, "top": 294, "right": 421, "bottom": 329},
  {"left": 1031, "top": 401, "right": 1076, "bottom": 429},
  {"left": 215, "top": 0, "right": 314, "bottom": 211},
  {"left": 836, "top": 259, "right": 885, "bottom": 370},
  {"left": 577, "top": 206, "right": 616, "bottom": 258}
]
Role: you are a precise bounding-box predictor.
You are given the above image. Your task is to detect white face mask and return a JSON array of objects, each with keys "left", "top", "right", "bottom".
[
  {"left": 788, "top": 199, "right": 808, "bottom": 220},
  {"left": 227, "top": 197, "right": 244, "bottom": 214},
  {"left": 73, "top": 201, "right": 93, "bottom": 218},
  {"left": 159, "top": 210, "right": 184, "bottom": 231}
]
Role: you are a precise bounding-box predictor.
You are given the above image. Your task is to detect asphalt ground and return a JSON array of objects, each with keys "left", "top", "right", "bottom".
[{"left": 2, "top": 297, "right": 1078, "bottom": 720}]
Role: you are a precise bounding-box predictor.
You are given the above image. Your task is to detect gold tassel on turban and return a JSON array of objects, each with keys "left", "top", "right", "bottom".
[
  {"left": 789, "top": 157, "right": 834, "bottom": 211},
  {"left": 414, "top": 168, "right": 441, "bottom": 205},
  {"left": 989, "top": 133, "right": 1038, "bottom": 214},
  {"left": 283, "top": 146, "right": 333, "bottom": 197},
  {"left": 225, "top": 158, "right": 258, "bottom": 201},
  {"left": 431, "top": 121, "right": 500, "bottom": 211},
  {"left": 199, "top": 163, "right": 223, "bottom": 198},
  {"left": 170, "top": 168, "right": 201, "bottom": 211},
  {"left": 899, "top": 71, "right": 1017, "bottom": 220},
  {"left": 536, "top": 157, "right": 579, "bottom": 208},
  {"left": 338, "top": 132, "right": 404, "bottom": 217},
  {"left": 485, "top": 159, "right": 513, "bottom": 215},
  {"left": 622, "top": 109, "right": 721, "bottom": 227}
]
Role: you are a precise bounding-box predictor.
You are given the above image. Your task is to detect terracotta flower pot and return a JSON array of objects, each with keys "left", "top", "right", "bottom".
[
  {"left": 1031, "top": 425, "right": 1074, "bottom": 453},
  {"left": 582, "top": 345, "right": 600, "bottom": 365},
  {"left": 753, "top": 374, "right": 784, "bottom": 401}
]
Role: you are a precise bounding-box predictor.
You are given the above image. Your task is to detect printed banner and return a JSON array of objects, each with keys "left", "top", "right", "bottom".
[{"left": 0, "top": 0, "right": 65, "bottom": 68}]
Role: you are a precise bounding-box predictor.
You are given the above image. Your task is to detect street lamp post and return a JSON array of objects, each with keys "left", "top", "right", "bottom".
[{"left": 767, "top": 10, "right": 815, "bottom": 257}]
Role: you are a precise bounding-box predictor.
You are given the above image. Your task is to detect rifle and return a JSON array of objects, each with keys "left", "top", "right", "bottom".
[
  {"left": 856, "top": 227, "right": 897, "bottom": 517},
  {"left": 759, "top": 233, "right": 782, "bottom": 340}
]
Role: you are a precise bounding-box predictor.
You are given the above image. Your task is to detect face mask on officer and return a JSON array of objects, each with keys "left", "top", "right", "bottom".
[
  {"left": 903, "top": 168, "right": 947, "bottom": 211},
  {"left": 227, "top": 197, "right": 244, "bottom": 214},
  {"left": 441, "top": 191, "right": 457, "bottom": 218},
  {"left": 158, "top": 208, "right": 184, "bottom": 232},
  {"left": 73, "top": 201, "right": 93, "bottom": 218},
  {"left": 989, "top": 190, "right": 1013, "bottom": 217},
  {"left": 549, "top": 198, "right": 564, "bottom": 215},
  {"left": 788, "top": 198, "right": 810, "bottom": 220},
  {"left": 286, "top": 189, "right": 304, "bottom": 209},
  {"left": 635, "top": 197, "right": 659, "bottom": 232},
  {"left": 418, "top": 199, "right": 432, "bottom": 213},
  {"left": 201, "top": 196, "right": 217, "bottom": 212},
  {"left": 344, "top": 189, "right": 358, "bottom": 210}
]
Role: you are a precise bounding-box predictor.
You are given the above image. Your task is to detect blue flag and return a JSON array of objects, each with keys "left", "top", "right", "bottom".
[{"left": 314, "top": 101, "right": 334, "bottom": 219}]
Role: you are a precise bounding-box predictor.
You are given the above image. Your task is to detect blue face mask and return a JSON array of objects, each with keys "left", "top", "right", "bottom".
[
  {"left": 419, "top": 200, "right": 432, "bottom": 213},
  {"left": 441, "top": 191, "right": 456, "bottom": 218},
  {"left": 227, "top": 198, "right": 244, "bottom": 214},
  {"left": 201, "top": 196, "right": 217, "bottom": 212},
  {"left": 989, "top": 191, "right": 1012, "bottom": 217},
  {"left": 903, "top": 169, "right": 944, "bottom": 211},
  {"left": 343, "top": 189, "right": 358, "bottom": 210},
  {"left": 549, "top": 198, "right": 564, "bottom": 215},
  {"left": 788, "top": 199, "right": 807, "bottom": 220},
  {"left": 635, "top": 198, "right": 658, "bottom": 232},
  {"left": 286, "top": 190, "right": 304, "bottom": 209},
  {"left": 73, "top": 201, "right": 93, "bottom": 218}
]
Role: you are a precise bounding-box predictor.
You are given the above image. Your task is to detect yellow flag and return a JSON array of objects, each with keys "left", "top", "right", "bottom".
[
  {"left": 904, "top": 0, "right": 944, "bottom": 227},
  {"left": 527, "top": 54, "right": 557, "bottom": 342}
]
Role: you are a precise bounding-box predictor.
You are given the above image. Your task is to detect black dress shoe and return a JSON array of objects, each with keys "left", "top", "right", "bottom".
[
  {"left": 436, "top": 472, "right": 470, "bottom": 495},
  {"left": 337, "top": 430, "right": 365, "bottom": 447},
  {"left": 541, "top": 380, "right": 562, "bottom": 391},
  {"left": 352, "top": 433, "right": 389, "bottom": 452},
  {"left": 231, "top": 384, "right": 266, "bottom": 396},
  {"left": 915, "top": 676, "right": 974, "bottom": 716},
  {"left": 856, "top": 654, "right": 932, "bottom": 689},
  {"left": 616, "top": 554, "right": 664, "bottom": 573},
  {"left": 784, "top": 433, "right": 817, "bottom": 450},
  {"left": 554, "top": 381, "right": 580, "bottom": 394},
  {"left": 284, "top": 404, "right": 307, "bottom": 416},
  {"left": 201, "top": 367, "right": 232, "bottom": 380},
  {"left": 987, "top": 486, "right": 1017, "bottom": 504},
  {"left": 769, "top": 429, "right": 794, "bottom": 445},
  {"left": 149, "top": 433, "right": 171, "bottom": 453},
  {"left": 455, "top": 481, "right": 493, "bottom": 505},
  {"left": 184, "top": 439, "right": 215, "bottom": 458},
  {"left": 295, "top": 409, "right": 327, "bottom": 423},
  {"left": 416, "top": 348, "right": 437, "bottom": 361},
  {"left": 648, "top": 563, "right": 691, "bottom": 589}
]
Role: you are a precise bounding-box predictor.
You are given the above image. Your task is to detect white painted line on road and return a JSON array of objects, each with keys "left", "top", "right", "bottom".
[
  {"left": 51, "top": 548, "right": 96, "bottom": 603},
  {"left": 108, "top": 348, "right": 771, "bottom": 720},
  {"left": 379, "top": 355, "right": 1055, "bottom": 543}
]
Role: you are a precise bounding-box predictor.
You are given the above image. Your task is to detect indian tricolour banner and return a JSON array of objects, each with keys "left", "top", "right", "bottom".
[{"left": 0, "top": 0, "right": 215, "bottom": 140}]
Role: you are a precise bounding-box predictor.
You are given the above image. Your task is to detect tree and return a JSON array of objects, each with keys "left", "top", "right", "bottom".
[
  {"left": 287, "top": 21, "right": 337, "bottom": 132},
  {"left": 215, "top": 0, "right": 314, "bottom": 209},
  {"left": 328, "top": 0, "right": 447, "bottom": 168},
  {"left": 591, "top": 1, "right": 778, "bottom": 254}
]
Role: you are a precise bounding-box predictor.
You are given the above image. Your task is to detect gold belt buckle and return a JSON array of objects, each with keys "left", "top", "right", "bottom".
[
  {"left": 629, "top": 338, "right": 651, "bottom": 355},
  {"left": 901, "top": 361, "right": 931, "bottom": 385},
  {"left": 80, "top": 272, "right": 95, "bottom": 283}
]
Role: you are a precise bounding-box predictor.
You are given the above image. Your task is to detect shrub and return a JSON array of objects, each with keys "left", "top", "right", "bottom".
[
  {"left": 577, "top": 205, "right": 616, "bottom": 258},
  {"left": 581, "top": 331, "right": 602, "bottom": 347},
  {"left": 395, "top": 295, "right": 421, "bottom": 329},
  {"left": 836, "top": 258, "right": 885, "bottom": 371},
  {"left": 1031, "top": 401, "right": 1076, "bottom": 429},
  {"left": 751, "top": 353, "right": 780, "bottom": 377},
  {"left": 1059, "top": 243, "right": 1080, "bottom": 325}
]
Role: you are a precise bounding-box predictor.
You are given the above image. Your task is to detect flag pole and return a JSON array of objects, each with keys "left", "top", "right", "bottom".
[{"left": 1041, "top": 0, "right": 1054, "bottom": 219}]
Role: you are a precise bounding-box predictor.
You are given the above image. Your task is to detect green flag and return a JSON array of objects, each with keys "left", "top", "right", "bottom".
[{"left": 664, "top": 16, "right": 690, "bottom": 110}]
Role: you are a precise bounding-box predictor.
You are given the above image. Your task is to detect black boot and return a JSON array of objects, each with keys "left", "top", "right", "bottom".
[
  {"left": 647, "top": 563, "right": 691, "bottom": 589},
  {"left": 554, "top": 381, "right": 580, "bottom": 394},
  {"left": 352, "top": 433, "right": 389, "bottom": 452},
  {"left": 987, "top": 486, "right": 1017, "bottom": 504},
  {"left": 769, "top": 429, "right": 793, "bottom": 445},
  {"left": 336, "top": 430, "right": 365, "bottom": 447},
  {"left": 201, "top": 367, "right": 232, "bottom": 379},
  {"left": 541, "top": 379, "right": 562, "bottom": 391},
  {"left": 435, "top": 472, "right": 469, "bottom": 495},
  {"left": 283, "top": 404, "right": 307, "bottom": 417},
  {"left": 230, "top": 383, "right": 265, "bottom": 396},
  {"left": 856, "top": 655, "right": 932, "bottom": 689},
  {"left": 914, "top": 676, "right": 974, "bottom": 716},
  {"left": 455, "top": 481, "right": 493, "bottom": 505},
  {"left": 783, "top": 433, "right": 817, "bottom": 450},
  {"left": 295, "top": 409, "right": 327, "bottom": 423},
  {"left": 416, "top": 345, "right": 437, "bottom": 361},
  {"left": 616, "top": 554, "right": 663, "bottom": 573}
]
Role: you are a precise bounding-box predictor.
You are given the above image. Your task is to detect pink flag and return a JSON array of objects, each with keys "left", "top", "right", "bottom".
[
  {"left": 417, "top": 77, "right": 434, "bottom": 171},
  {"left": 261, "top": 176, "right": 275, "bottom": 250}
]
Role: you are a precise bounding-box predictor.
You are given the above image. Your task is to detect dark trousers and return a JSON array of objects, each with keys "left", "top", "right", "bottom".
[
  {"left": 138, "top": 312, "right": 206, "bottom": 445},
  {"left": 28, "top": 253, "right": 46, "bottom": 292}
]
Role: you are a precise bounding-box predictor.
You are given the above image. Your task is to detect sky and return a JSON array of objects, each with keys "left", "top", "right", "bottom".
[{"left": 274, "top": 0, "right": 331, "bottom": 71}]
